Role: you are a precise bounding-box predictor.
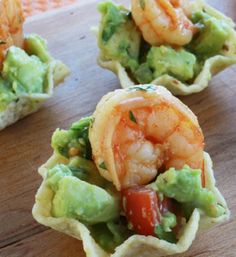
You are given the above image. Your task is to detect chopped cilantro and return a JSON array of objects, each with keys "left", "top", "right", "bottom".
[
  {"left": 129, "top": 85, "right": 156, "bottom": 92},
  {"left": 129, "top": 110, "right": 137, "bottom": 124}
]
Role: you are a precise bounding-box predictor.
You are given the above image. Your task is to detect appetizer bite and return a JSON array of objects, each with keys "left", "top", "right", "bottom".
[
  {"left": 96, "top": 0, "right": 236, "bottom": 95},
  {"left": 33, "top": 85, "right": 229, "bottom": 257},
  {"left": 0, "top": 0, "right": 69, "bottom": 130}
]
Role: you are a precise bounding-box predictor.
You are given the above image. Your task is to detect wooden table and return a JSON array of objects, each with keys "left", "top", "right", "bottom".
[{"left": 0, "top": 1, "right": 235, "bottom": 256}]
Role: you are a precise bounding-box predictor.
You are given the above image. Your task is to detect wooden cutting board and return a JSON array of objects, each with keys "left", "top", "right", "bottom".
[{"left": 0, "top": 1, "right": 235, "bottom": 256}]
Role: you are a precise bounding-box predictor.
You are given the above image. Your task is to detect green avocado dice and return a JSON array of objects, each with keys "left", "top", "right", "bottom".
[
  {"left": 98, "top": 1, "right": 141, "bottom": 71},
  {"left": 51, "top": 117, "right": 92, "bottom": 159},
  {"left": 189, "top": 11, "right": 229, "bottom": 58},
  {"left": 153, "top": 165, "right": 225, "bottom": 218},
  {"left": 90, "top": 219, "right": 133, "bottom": 253},
  {"left": 147, "top": 46, "right": 197, "bottom": 82},
  {"left": 51, "top": 175, "right": 120, "bottom": 224},
  {"left": 46, "top": 164, "right": 73, "bottom": 192},
  {"left": 0, "top": 78, "right": 16, "bottom": 111},
  {"left": 25, "top": 34, "right": 51, "bottom": 63},
  {"left": 2, "top": 46, "right": 47, "bottom": 94},
  {"left": 134, "top": 63, "right": 153, "bottom": 84}
]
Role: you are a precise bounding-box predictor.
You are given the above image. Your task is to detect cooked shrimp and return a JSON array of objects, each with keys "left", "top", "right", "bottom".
[
  {"left": 0, "top": 0, "right": 24, "bottom": 66},
  {"left": 131, "top": 0, "right": 195, "bottom": 46},
  {"left": 89, "top": 85, "right": 204, "bottom": 190}
]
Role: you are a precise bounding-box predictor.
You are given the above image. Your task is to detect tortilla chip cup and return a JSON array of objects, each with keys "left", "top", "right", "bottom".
[
  {"left": 32, "top": 152, "right": 229, "bottom": 257},
  {"left": 0, "top": 36, "right": 70, "bottom": 130},
  {"left": 97, "top": 0, "right": 236, "bottom": 96}
]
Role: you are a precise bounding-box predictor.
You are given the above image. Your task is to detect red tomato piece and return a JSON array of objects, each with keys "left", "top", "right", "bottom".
[
  {"left": 121, "top": 187, "right": 160, "bottom": 236},
  {"left": 160, "top": 197, "right": 173, "bottom": 214}
]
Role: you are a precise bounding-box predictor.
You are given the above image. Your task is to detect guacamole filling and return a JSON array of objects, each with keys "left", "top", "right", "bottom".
[
  {"left": 0, "top": 34, "right": 53, "bottom": 111},
  {"left": 98, "top": 1, "right": 141, "bottom": 72},
  {"left": 97, "top": 2, "right": 231, "bottom": 84},
  {"left": 46, "top": 117, "right": 226, "bottom": 253}
]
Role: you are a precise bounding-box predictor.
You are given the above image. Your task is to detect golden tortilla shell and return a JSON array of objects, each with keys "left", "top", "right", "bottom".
[{"left": 0, "top": 58, "right": 69, "bottom": 130}]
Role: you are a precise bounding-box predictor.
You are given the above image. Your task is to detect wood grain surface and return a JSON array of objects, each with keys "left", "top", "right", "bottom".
[{"left": 0, "top": 0, "right": 235, "bottom": 256}]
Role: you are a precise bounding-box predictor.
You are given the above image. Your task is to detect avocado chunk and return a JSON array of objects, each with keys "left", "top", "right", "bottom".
[
  {"left": 134, "top": 63, "right": 153, "bottom": 84},
  {"left": 154, "top": 211, "right": 177, "bottom": 243},
  {"left": 161, "top": 211, "right": 177, "bottom": 233},
  {"left": 51, "top": 117, "right": 92, "bottom": 159},
  {"left": 68, "top": 156, "right": 109, "bottom": 188},
  {"left": 51, "top": 175, "right": 120, "bottom": 224},
  {"left": 46, "top": 164, "right": 73, "bottom": 191},
  {"left": 90, "top": 219, "right": 133, "bottom": 253},
  {"left": 25, "top": 34, "right": 51, "bottom": 63},
  {"left": 147, "top": 46, "right": 197, "bottom": 82},
  {"left": 0, "top": 78, "right": 16, "bottom": 111},
  {"left": 154, "top": 165, "right": 225, "bottom": 218},
  {"left": 2, "top": 46, "right": 47, "bottom": 94},
  {"left": 189, "top": 11, "right": 229, "bottom": 58},
  {"left": 98, "top": 1, "right": 141, "bottom": 71}
]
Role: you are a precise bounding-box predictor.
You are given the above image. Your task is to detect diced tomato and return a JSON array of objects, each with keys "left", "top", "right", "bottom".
[
  {"left": 160, "top": 197, "right": 174, "bottom": 214},
  {"left": 122, "top": 187, "right": 184, "bottom": 237},
  {"left": 121, "top": 187, "right": 160, "bottom": 236}
]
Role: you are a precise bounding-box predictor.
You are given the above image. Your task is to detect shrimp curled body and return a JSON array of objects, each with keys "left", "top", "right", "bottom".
[
  {"left": 0, "top": 0, "right": 24, "bottom": 66},
  {"left": 131, "top": 0, "right": 194, "bottom": 46},
  {"left": 89, "top": 85, "right": 204, "bottom": 190}
]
